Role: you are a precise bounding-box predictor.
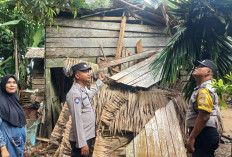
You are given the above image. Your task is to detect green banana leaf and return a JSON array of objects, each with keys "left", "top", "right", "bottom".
[{"left": 0, "top": 20, "right": 21, "bottom": 27}]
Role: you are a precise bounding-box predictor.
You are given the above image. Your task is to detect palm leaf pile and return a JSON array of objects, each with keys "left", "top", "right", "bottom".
[
  {"left": 41, "top": 84, "right": 188, "bottom": 157},
  {"left": 151, "top": 0, "right": 232, "bottom": 98},
  {"left": 92, "top": 85, "right": 188, "bottom": 156}
]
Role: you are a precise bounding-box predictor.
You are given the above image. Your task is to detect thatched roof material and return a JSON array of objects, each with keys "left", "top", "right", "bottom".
[{"left": 25, "top": 47, "right": 45, "bottom": 58}]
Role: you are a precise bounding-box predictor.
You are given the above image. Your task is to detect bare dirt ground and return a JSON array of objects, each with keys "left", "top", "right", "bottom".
[{"left": 215, "top": 105, "right": 232, "bottom": 157}]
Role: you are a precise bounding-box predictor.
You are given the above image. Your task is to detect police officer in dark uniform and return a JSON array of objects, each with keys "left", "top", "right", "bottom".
[
  {"left": 66, "top": 62, "right": 105, "bottom": 157},
  {"left": 186, "top": 59, "right": 223, "bottom": 157}
]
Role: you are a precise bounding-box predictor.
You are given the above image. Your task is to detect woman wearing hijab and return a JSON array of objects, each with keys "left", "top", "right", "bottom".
[{"left": 0, "top": 74, "right": 26, "bottom": 157}]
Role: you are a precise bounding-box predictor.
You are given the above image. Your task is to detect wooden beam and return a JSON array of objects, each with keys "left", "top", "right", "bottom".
[
  {"left": 44, "top": 68, "right": 53, "bottom": 138},
  {"left": 116, "top": 15, "right": 127, "bottom": 59},
  {"left": 99, "top": 49, "right": 161, "bottom": 69}
]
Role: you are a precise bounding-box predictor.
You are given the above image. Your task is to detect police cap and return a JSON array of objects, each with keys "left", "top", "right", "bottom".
[
  {"left": 197, "top": 59, "right": 218, "bottom": 74},
  {"left": 72, "top": 62, "right": 92, "bottom": 74}
]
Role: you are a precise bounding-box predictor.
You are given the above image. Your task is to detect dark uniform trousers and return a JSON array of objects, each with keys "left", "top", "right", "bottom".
[
  {"left": 70, "top": 137, "right": 95, "bottom": 157},
  {"left": 189, "top": 127, "right": 219, "bottom": 157}
]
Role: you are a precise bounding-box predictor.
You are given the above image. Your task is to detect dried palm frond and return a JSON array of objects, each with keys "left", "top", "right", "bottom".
[
  {"left": 55, "top": 115, "right": 72, "bottom": 157},
  {"left": 63, "top": 58, "right": 99, "bottom": 78},
  {"left": 94, "top": 87, "right": 188, "bottom": 135},
  {"left": 92, "top": 136, "right": 112, "bottom": 157},
  {"left": 48, "top": 102, "right": 70, "bottom": 149},
  {"left": 99, "top": 90, "right": 128, "bottom": 134}
]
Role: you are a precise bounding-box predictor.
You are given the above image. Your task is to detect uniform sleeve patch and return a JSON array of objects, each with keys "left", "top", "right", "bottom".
[
  {"left": 74, "top": 97, "right": 80, "bottom": 104},
  {"left": 197, "top": 88, "right": 213, "bottom": 113}
]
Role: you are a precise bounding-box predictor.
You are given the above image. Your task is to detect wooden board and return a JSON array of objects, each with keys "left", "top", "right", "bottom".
[
  {"left": 115, "top": 15, "right": 126, "bottom": 59},
  {"left": 46, "top": 27, "right": 166, "bottom": 38},
  {"left": 155, "top": 109, "right": 169, "bottom": 157},
  {"left": 165, "top": 101, "right": 187, "bottom": 157},
  {"left": 126, "top": 139, "right": 135, "bottom": 157},
  {"left": 110, "top": 54, "right": 157, "bottom": 80},
  {"left": 145, "top": 117, "right": 161, "bottom": 157},
  {"left": 45, "top": 37, "right": 169, "bottom": 48},
  {"left": 127, "top": 71, "right": 159, "bottom": 88},
  {"left": 125, "top": 101, "right": 187, "bottom": 157},
  {"left": 117, "top": 64, "right": 150, "bottom": 84},
  {"left": 131, "top": 70, "right": 162, "bottom": 88},
  {"left": 110, "top": 53, "right": 161, "bottom": 88},
  {"left": 99, "top": 50, "right": 160, "bottom": 69},
  {"left": 134, "top": 130, "right": 147, "bottom": 157},
  {"left": 160, "top": 107, "right": 176, "bottom": 157},
  {"left": 53, "top": 18, "right": 168, "bottom": 34}
]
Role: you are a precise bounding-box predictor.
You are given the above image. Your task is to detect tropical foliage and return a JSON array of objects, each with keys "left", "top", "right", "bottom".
[
  {"left": 0, "top": 1, "right": 44, "bottom": 85},
  {"left": 211, "top": 73, "right": 232, "bottom": 109},
  {"left": 151, "top": 0, "right": 232, "bottom": 99},
  {"left": 0, "top": 0, "right": 116, "bottom": 84}
]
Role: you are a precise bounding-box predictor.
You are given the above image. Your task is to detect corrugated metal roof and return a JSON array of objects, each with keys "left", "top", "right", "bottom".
[
  {"left": 110, "top": 54, "right": 162, "bottom": 88},
  {"left": 25, "top": 47, "right": 45, "bottom": 58}
]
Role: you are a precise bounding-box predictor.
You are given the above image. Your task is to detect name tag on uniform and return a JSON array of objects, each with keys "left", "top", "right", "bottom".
[
  {"left": 74, "top": 97, "right": 80, "bottom": 104},
  {"left": 83, "top": 96, "right": 88, "bottom": 100}
]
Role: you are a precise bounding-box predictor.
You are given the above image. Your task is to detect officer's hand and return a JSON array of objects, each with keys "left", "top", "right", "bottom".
[
  {"left": 98, "top": 72, "right": 105, "bottom": 81},
  {"left": 0, "top": 146, "right": 10, "bottom": 157},
  {"left": 81, "top": 145, "right": 89, "bottom": 157},
  {"left": 187, "top": 137, "right": 195, "bottom": 153}
]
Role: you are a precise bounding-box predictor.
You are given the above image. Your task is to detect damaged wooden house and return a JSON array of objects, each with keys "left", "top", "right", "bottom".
[{"left": 39, "top": 1, "right": 189, "bottom": 156}]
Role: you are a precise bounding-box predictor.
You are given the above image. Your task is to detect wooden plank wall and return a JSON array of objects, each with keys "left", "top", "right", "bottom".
[
  {"left": 125, "top": 100, "right": 187, "bottom": 157},
  {"left": 45, "top": 18, "right": 170, "bottom": 67}
]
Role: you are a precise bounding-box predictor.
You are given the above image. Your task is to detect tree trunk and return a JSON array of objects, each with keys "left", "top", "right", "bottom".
[{"left": 14, "top": 27, "right": 19, "bottom": 80}]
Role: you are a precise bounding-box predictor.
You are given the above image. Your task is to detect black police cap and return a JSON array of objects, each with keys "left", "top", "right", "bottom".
[
  {"left": 72, "top": 62, "right": 92, "bottom": 74},
  {"left": 197, "top": 59, "right": 218, "bottom": 74}
]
